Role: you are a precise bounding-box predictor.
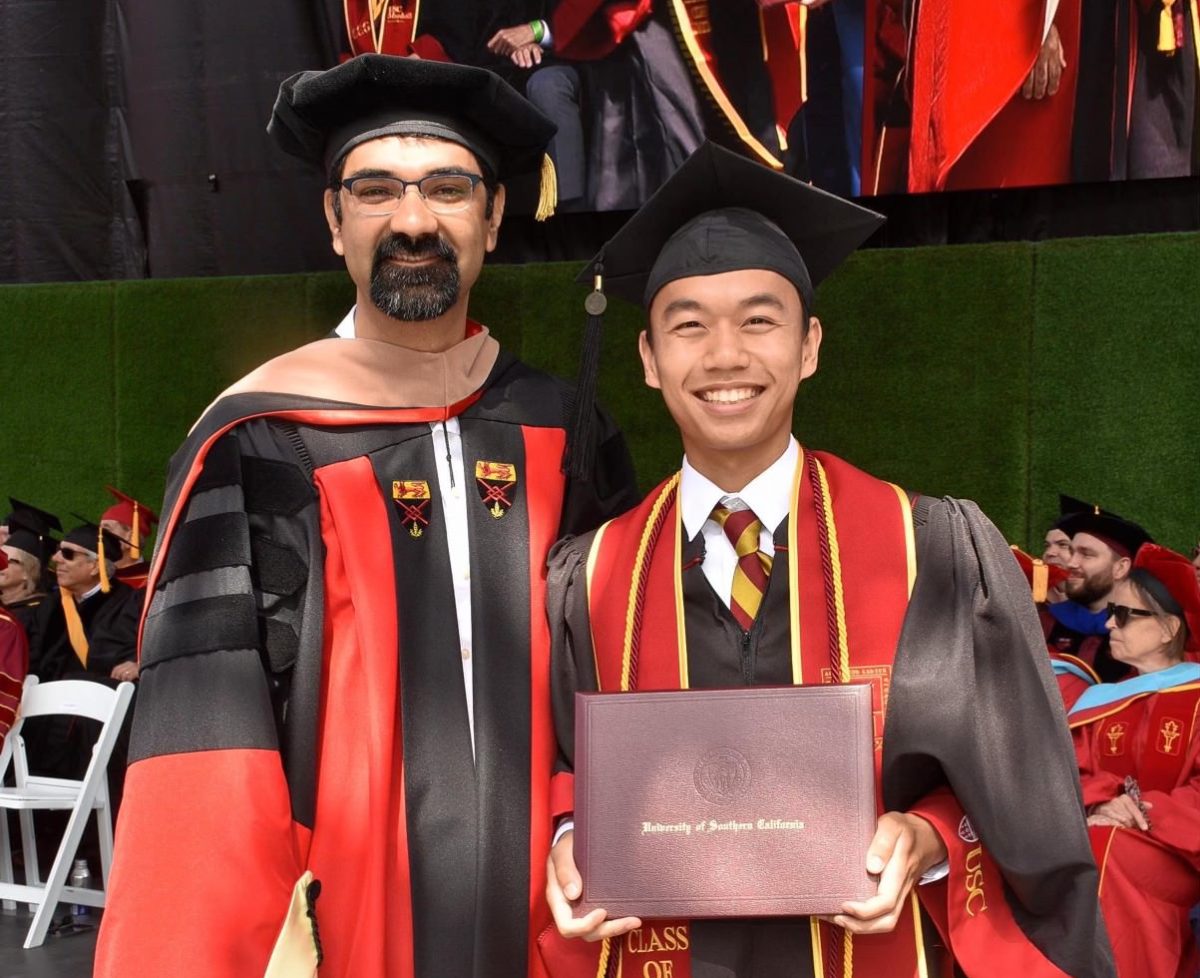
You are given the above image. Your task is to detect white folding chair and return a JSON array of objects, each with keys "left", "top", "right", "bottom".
[{"left": 0, "top": 675, "right": 134, "bottom": 948}]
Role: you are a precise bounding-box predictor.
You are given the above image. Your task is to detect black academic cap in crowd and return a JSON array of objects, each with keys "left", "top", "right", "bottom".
[
  {"left": 1053, "top": 494, "right": 1116, "bottom": 529},
  {"left": 267, "top": 54, "right": 557, "bottom": 212},
  {"left": 6, "top": 498, "right": 61, "bottom": 536},
  {"left": 5, "top": 526, "right": 56, "bottom": 565},
  {"left": 1057, "top": 506, "right": 1152, "bottom": 559},
  {"left": 63, "top": 523, "right": 124, "bottom": 564},
  {"left": 578, "top": 141, "right": 885, "bottom": 310}
]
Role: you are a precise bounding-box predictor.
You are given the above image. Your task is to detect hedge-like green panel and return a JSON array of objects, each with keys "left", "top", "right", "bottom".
[
  {"left": 2, "top": 233, "right": 1195, "bottom": 552},
  {"left": 0, "top": 281, "right": 119, "bottom": 525},
  {"left": 1029, "top": 233, "right": 1200, "bottom": 552},
  {"left": 801, "top": 242, "right": 1034, "bottom": 541},
  {"left": 112, "top": 275, "right": 328, "bottom": 509}
]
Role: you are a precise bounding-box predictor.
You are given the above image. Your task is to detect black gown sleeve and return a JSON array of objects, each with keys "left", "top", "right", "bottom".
[
  {"left": 883, "top": 495, "right": 1114, "bottom": 978},
  {"left": 131, "top": 418, "right": 320, "bottom": 788},
  {"left": 547, "top": 531, "right": 601, "bottom": 779}
]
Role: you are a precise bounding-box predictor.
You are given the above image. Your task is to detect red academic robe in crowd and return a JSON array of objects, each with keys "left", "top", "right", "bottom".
[
  {"left": 0, "top": 607, "right": 28, "bottom": 751},
  {"left": 1070, "top": 668, "right": 1200, "bottom": 978},
  {"left": 896, "top": 0, "right": 1082, "bottom": 192}
]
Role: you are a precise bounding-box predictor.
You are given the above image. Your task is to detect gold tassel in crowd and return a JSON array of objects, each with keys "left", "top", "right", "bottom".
[
  {"left": 535, "top": 153, "right": 558, "bottom": 222},
  {"left": 130, "top": 509, "right": 141, "bottom": 561},
  {"left": 1159, "top": 0, "right": 1178, "bottom": 53},
  {"left": 1031, "top": 560, "right": 1050, "bottom": 603},
  {"left": 98, "top": 526, "right": 111, "bottom": 593}
]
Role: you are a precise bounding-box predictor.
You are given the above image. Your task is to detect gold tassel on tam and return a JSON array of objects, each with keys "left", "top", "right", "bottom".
[
  {"left": 1159, "top": 0, "right": 1178, "bottom": 53},
  {"left": 1031, "top": 560, "right": 1050, "bottom": 603},
  {"left": 97, "top": 526, "right": 111, "bottom": 593},
  {"left": 535, "top": 153, "right": 558, "bottom": 222},
  {"left": 130, "top": 509, "right": 141, "bottom": 561},
  {"left": 61, "top": 591, "right": 90, "bottom": 667}
]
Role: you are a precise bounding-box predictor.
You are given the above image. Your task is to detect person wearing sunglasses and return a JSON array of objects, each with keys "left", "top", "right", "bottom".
[
  {"left": 1068, "top": 544, "right": 1200, "bottom": 978},
  {"left": 1047, "top": 505, "right": 1154, "bottom": 683},
  {"left": 35, "top": 524, "right": 140, "bottom": 685}
]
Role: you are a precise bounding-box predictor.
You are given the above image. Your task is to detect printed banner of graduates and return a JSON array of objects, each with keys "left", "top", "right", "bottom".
[{"left": 347, "top": 0, "right": 1199, "bottom": 211}]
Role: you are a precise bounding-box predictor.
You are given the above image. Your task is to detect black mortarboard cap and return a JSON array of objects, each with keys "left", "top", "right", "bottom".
[
  {"left": 7, "top": 498, "right": 62, "bottom": 537},
  {"left": 63, "top": 523, "right": 124, "bottom": 564},
  {"left": 563, "top": 141, "right": 883, "bottom": 481},
  {"left": 5, "top": 526, "right": 56, "bottom": 565},
  {"left": 1053, "top": 494, "right": 1118, "bottom": 529},
  {"left": 267, "top": 54, "right": 558, "bottom": 215},
  {"left": 1057, "top": 505, "right": 1152, "bottom": 559},
  {"left": 577, "top": 141, "right": 885, "bottom": 309}
]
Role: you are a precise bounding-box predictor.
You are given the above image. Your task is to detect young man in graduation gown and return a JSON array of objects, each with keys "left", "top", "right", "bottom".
[
  {"left": 543, "top": 143, "right": 1112, "bottom": 978},
  {"left": 95, "top": 56, "right": 639, "bottom": 978},
  {"left": 1049, "top": 506, "right": 1153, "bottom": 683},
  {"left": 1068, "top": 544, "right": 1200, "bottom": 977}
]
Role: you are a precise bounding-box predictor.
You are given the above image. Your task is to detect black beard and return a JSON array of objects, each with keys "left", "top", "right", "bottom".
[{"left": 369, "top": 233, "right": 460, "bottom": 321}]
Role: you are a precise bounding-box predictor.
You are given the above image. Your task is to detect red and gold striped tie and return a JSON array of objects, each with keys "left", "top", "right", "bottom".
[{"left": 712, "top": 503, "right": 773, "bottom": 631}]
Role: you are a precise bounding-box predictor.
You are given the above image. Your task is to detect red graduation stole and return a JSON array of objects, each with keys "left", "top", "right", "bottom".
[
  {"left": 579, "top": 448, "right": 926, "bottom": 978},
  {"left": 344, "top": 0, "right": 420, "bottom": 56}
]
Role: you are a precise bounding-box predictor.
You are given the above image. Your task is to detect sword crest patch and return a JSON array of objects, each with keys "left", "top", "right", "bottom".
[
  {"left": 392, "top": 480, "right": 431, "bottom": 538},
  {"left": 475, "top": 461, "right": 518, "bottom": 519}
]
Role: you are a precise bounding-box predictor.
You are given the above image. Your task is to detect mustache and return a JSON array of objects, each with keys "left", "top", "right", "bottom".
[{"left": 374, "top": 233, "right": 457, "bottom": 266}]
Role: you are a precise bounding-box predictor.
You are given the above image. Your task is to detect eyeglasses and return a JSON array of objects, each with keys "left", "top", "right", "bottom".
[
  {"left": 56, "top": 547, "right": 85, "bottom": 562},
  {"left": 1106, "top": 603, "right": 1156, "bottom": 628},
  {"left": 336, "top": 173, "right": 483, "bottom": 216}
]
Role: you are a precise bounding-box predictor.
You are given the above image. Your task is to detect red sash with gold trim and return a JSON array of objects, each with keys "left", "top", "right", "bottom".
[
  {"left": 578, "top": 449, "right": 924, "bottom": 978},
  {"left": 666, "top": 0, "right": 806, "bottom": 169},
  {"left": 345, "top": 0, "right": 445, "bottom": 58}
]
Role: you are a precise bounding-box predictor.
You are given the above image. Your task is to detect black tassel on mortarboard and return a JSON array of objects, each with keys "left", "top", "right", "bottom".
[{"left": 563, "top": 257, "right": 606, "bottom": 482}]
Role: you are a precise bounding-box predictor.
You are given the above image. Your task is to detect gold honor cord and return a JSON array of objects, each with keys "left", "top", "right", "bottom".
[
  {"left": 814, "top": 459, "right": 851, "bottom": 684},
  {"left": 788, "top": 449, "right": 805, "bottom": 685},
  {"left": 674, "top": 495, "right": 689, "bottom": 689},
  {"left": 1191, "top": 0, "right": 1200, "bottom": 72}
]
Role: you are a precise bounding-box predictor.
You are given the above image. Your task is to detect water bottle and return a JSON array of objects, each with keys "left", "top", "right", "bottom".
[{"left": 69, "top": 858, "right": 91, "bottom": 917}]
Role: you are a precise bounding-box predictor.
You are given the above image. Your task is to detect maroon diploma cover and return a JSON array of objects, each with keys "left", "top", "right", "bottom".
[{"left": 574, "top": 684, "right": 878, "bottom": 918}]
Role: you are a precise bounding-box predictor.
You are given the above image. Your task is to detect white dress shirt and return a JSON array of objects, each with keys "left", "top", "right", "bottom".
[
  {"left": 335, "top": 307, "right": 477, "bottom": 757},
  {"left": 680, "top": 437, "right": 798, "bottom": 606}
]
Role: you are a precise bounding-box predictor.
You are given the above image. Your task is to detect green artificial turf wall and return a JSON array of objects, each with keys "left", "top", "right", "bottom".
[{"left": 2, "top": 232, "right": 1197, "bottom": 554}]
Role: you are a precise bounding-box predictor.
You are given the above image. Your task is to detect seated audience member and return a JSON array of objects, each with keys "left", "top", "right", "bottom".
[
  {"left": 1069, "top": 544, "right": 1200, "bottom": 978},
  {"left": 0, "top": 552, "right": 29, "bottom": 752},
  {"left": 34, "top": 524, "right": 140, "bottom": 684},
  {"left": 1048, "top": 504, "right": 1152, "bottom": 682},
  {"left": 1, "top": 501, "right": 61, "bottom": 653},
  {"left": 1012, "top": 545, "right": 1096, "bottom": 707},
  {"left": 99, "top": 486, "right": 158, "bottom": 590},
  {"left": 1041, "top": 494, "right": 1084, "bottom": 603}
]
